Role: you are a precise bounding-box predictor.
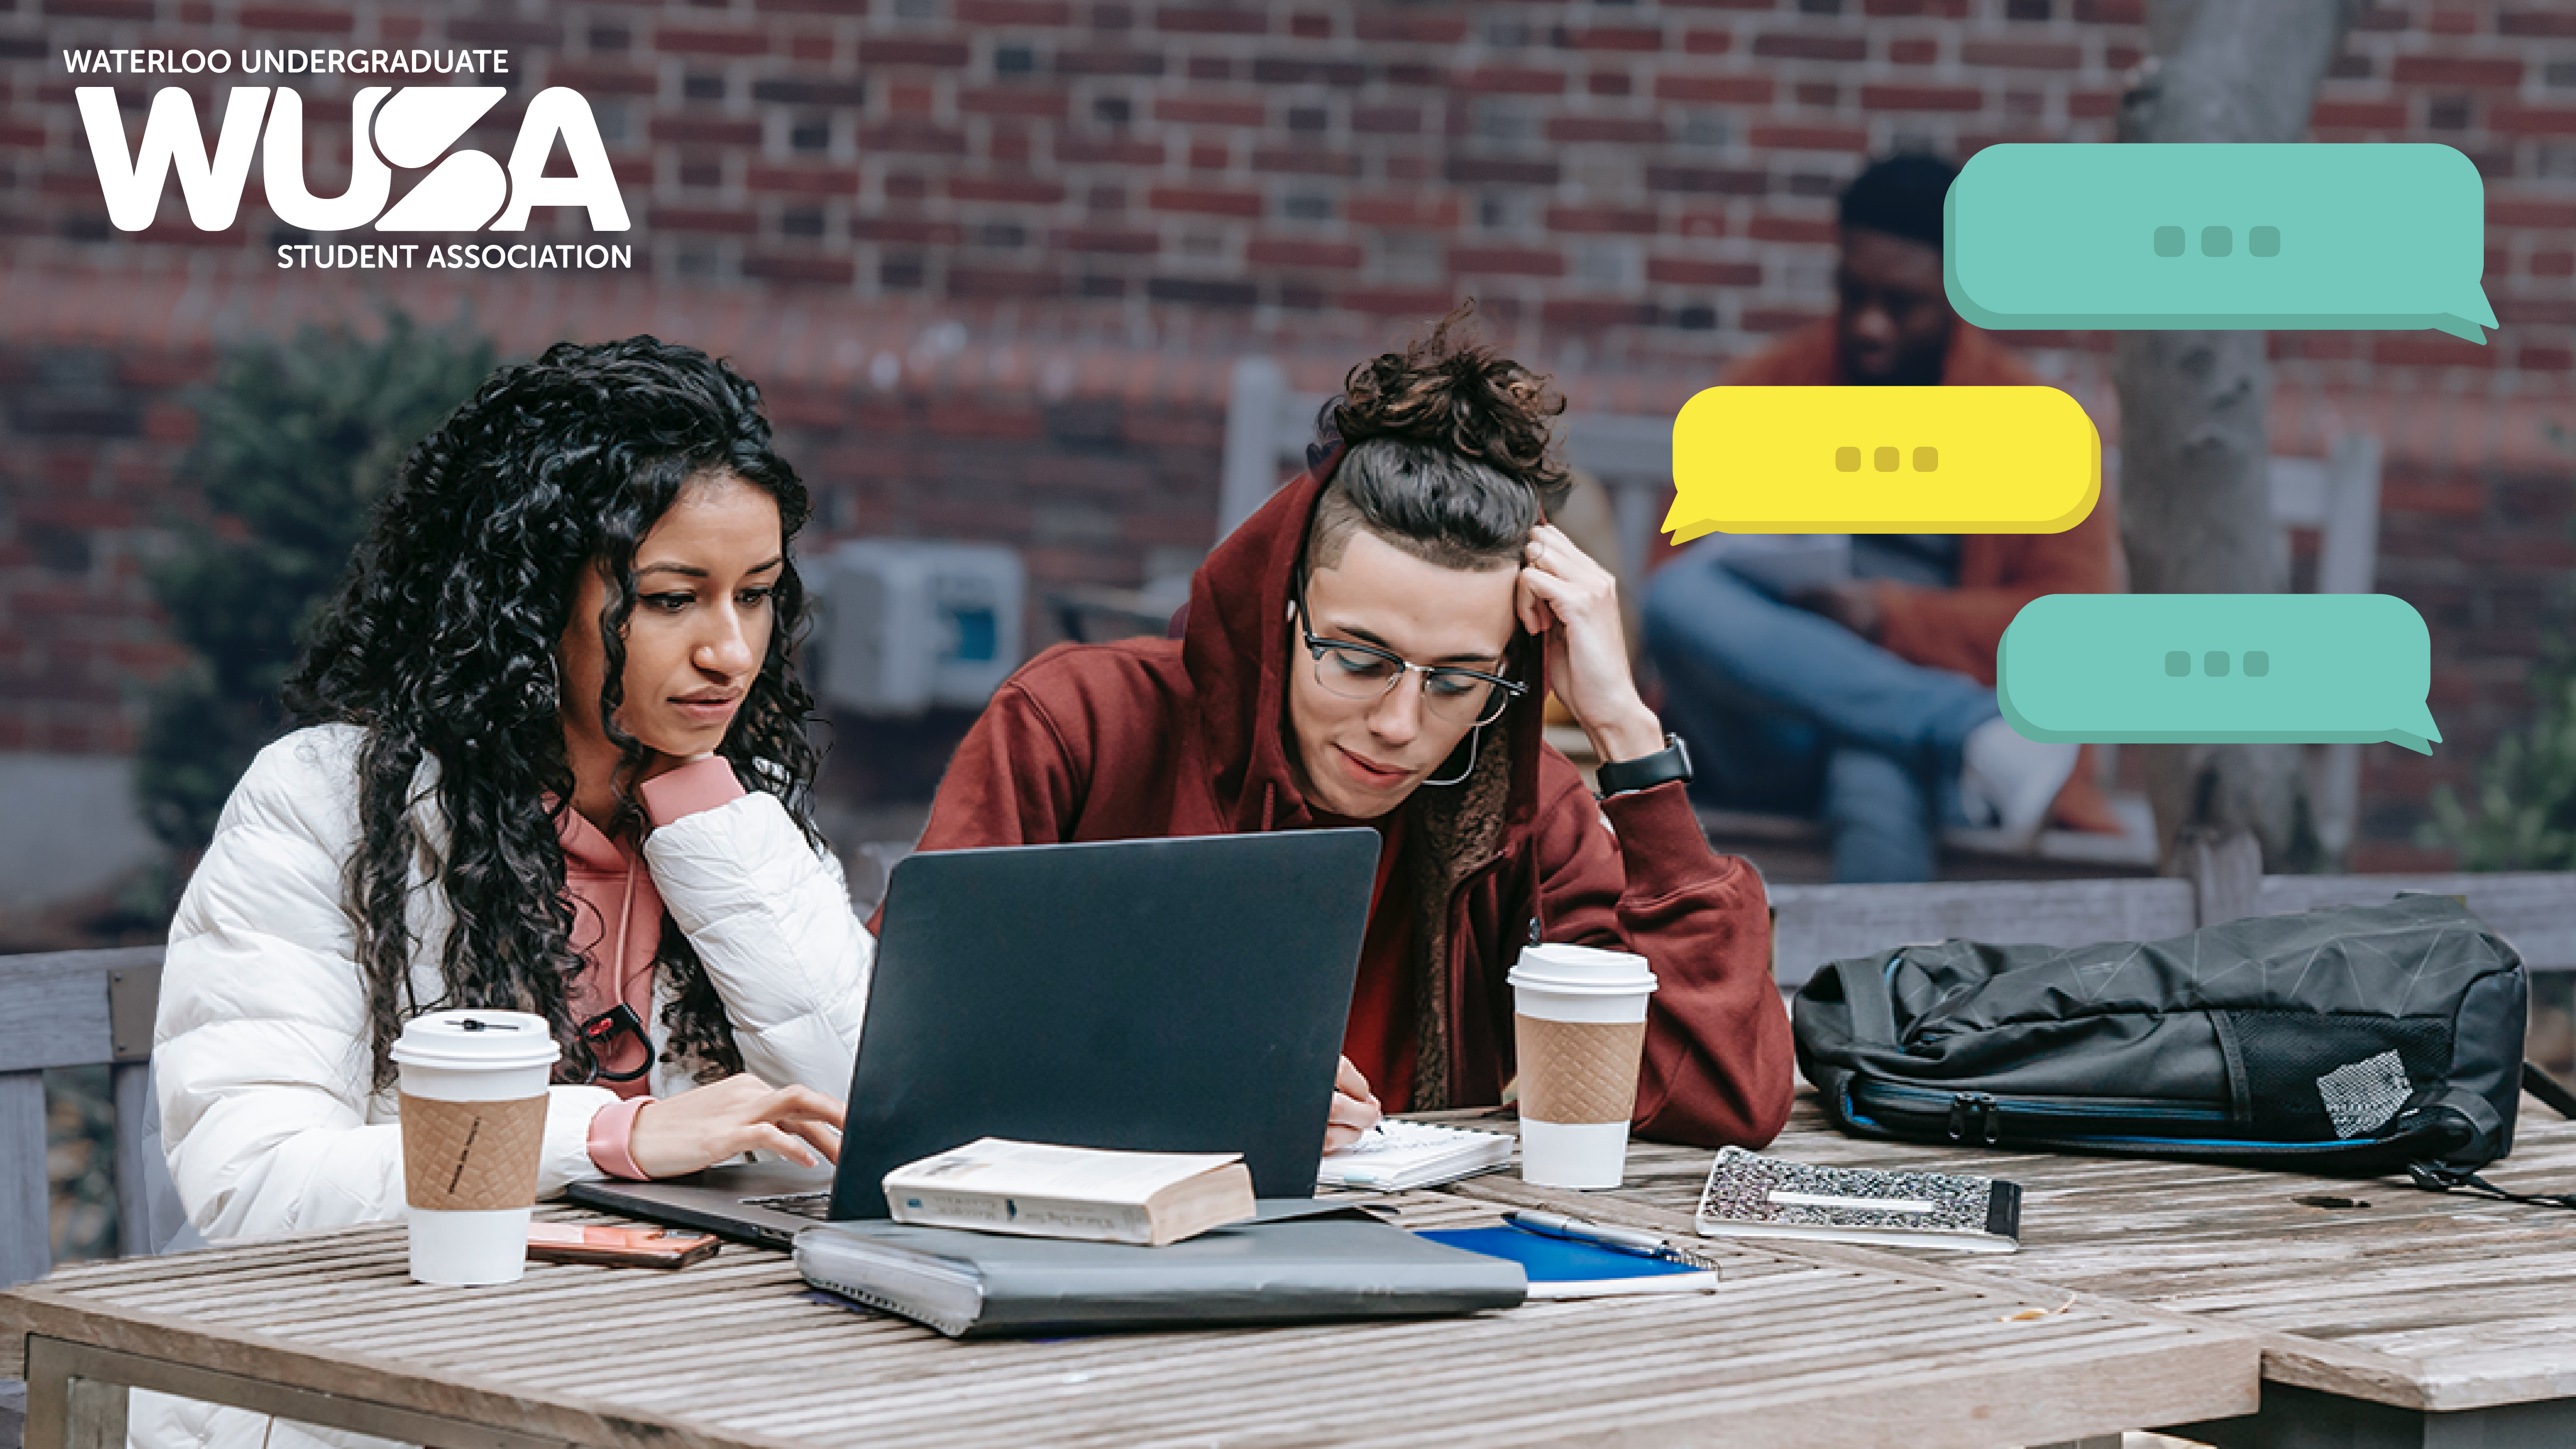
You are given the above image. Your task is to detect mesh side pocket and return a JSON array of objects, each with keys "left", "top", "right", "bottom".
[{"left": 2227, "top": 1011, "right": 2452, "bottom": 1141}]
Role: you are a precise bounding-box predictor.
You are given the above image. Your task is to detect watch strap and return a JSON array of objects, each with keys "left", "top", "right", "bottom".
[{"left": 1593, "top": 733, "right": 1693, "bottom": 798}]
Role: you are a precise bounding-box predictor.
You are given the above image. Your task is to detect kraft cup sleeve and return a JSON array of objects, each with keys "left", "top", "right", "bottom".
[
  {"left": 1514, "top": 1016, "right": 1648, "bottom": 1125},
  {"left": 399, "top": 1093, "right": 551, "bottom": 1211}
]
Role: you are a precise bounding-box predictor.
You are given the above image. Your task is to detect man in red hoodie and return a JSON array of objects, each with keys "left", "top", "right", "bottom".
[{"left": 907, "top": 317, "right": 1794, "bottom": 1152}]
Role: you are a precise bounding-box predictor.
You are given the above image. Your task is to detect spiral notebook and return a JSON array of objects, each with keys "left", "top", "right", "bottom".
[
  {"left": 1694, "top": 1147, "right": 2022, "bottom": 1253},
  {"left": 1316, "top": 1120, "right": 1515, "bottom": 1192}
]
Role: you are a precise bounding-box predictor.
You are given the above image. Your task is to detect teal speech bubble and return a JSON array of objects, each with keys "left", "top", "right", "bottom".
[
  {"left": 1998, "top": 594, "right": 2441, "bottom": 753},
  {"left": 1947, "top": 143, "right": 2495, "bottom": 343}
]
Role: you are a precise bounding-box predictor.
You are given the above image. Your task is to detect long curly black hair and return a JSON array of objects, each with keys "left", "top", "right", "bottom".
[{"left": 283, "top": 336, "right": 822, "bottom": 1093}]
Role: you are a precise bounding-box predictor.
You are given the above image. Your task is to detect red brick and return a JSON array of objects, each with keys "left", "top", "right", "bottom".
[
  {"left": 1742, "top": 306, "right": 1830, "bottom": 332},
  {"left": 1155, "top": 97, "right": 1267, "bottom": 127},
  {"left": 40, "top": 0, "right": 155, "bottom": 16},
  {"left": 1351, "top": 105, "right": 1421, "bottom": 134},
  {"left": 889, "top": 82, "right": 940, "bottom": 115},
  {"left": 2426, "top": 8, "right": 2477, "bottom": 35},
  {"left": 2530, "top": 251, "right": 2576, "bottom": 278},
  {"left": 1890, "top": 38, "right": 1939, "bottom": 64},
  {"left": 1249, "top": 58, "right": 1366, "bottom": 85},
  {"left": 657, "top": 27, "right": 770, "bottom": 56},
  {"left": 1056, "top": 228, "right": 1159, "bottom": 254},
  {"left": 1189, "top": 142, "right": 1230, "bottom": 169},
  {"left": 1543, "top": 299, "right": 1655, "bottom": 330},
  {"left": 1147, "top": 185, "right": 1262, "bottom": 217},
  {"left": 1558, "top": 27, "right": 1664, "bottom": 52},
  {"left": 1449, "top": 245, "right": 1564, "bottom": 277},
  {"left": 860, "top": 37, "right": 974, "bottom": 67},
  {"left": 1681, "top": 29, "right": 1733, "bottom": 55},
  {"left": 2391, "top": 56, "right": 2521, "bottom": 86},
  {"left": 2372, "top": 336, "right": 2501, "bottom": 368},
  {"left": 2311, "top": 101, "right": 2407, "bottom": 130},
  {"left": 1589, "top": 71, "right": 1633, "bottom": 97},
  {"left": 1547, "top": 206, "right": 1661, "bottom": 235},
  {"left": 1346, "top": 194, "right": 1459, "bottom": 228},
  {"left": 1247, "top": 238, "right": 1363, "bottom": 269},
  {"left": 947, "top": 266, "right": 1062, "bottom": 298},
  {"left": 1649, "top": 257, "right": 1762, "bottom": 287},
  {"left": 1753, "top": 34, "right": 1866, "bottom": 61},
  {"left": 1748, "top": 214, "right": 1837, "bottom": 243},
  {"left": 1446, "top": 156, "right": 1560, "bottom": 185},
  {"left": 1861, "top": 84, "right": 1985, "bottom": 112},
  {"left": 1252, "top": 148, "right": 1361, "bottom": 176},
  {"left": 1749, "top": 125, "right": 1868, "bottom": 151},
  {"left": 1158, "top": 5, "right": 1268, "bottom": 33},
  {"left": 853, "top": 217, "right": 965, "bottom": 244},
  {"left": 1647, "top": 165, "right": 1769, "bottom": 195},
  {"left": 654, "top": 116, "right": 764, "bottom": 146},
  {"left": 2494, "top": 199, "right": 2576, "bottom": 227},
  {"left": 748, "top": 166, "right": 858, "bottom": 197},
  {"left": 962, "top": 87, "right": 1069, "bottom": 119},
  {"left": 742, "top": 254, "right": 852, "bottom": 286},
  {"left": 1961, "top": 39, "right": 2080, "bottom": 68},
  {"left": 1654, "top": 74, "right": 1774, "bottom": 105},
  {"left": 1055, "top": 135, "right": 1165, "bottom": 165},
  {"left": 2073, "top": 0, "right": 2146, "bottom": 20},
  {"left": 2490, "top": 106, "right": 2576, "bottom": 136},
  {"left": 448, "top": 17, "right": 556, "bottom": 43},
  {"left": 2066, "top": 91, "right": 2121, "bottom": 119},
  {"left": 237, "top": 7, "right": 352, "bottom": 32},
  {"left": 2501, "top": 10, "right": 2576, "bottom": 36},
  {"left": 958, "top": 0, "right": 1072, "bottom": 19},
  {"left": 1057, "top": 50, "right": 1169, "bottom": 75},
  {"left": 2498, "top": 298, "right": 2576, "bottom": 326},
  {"left": 948, "top": 175, "right": 1068, "bottom": 204},
  {"left": 1548, "top": 115, "right": 1665, "bottom": 144},
  {"left": 2383, "top": 480, "right": 2488, "bottom": 516},
  {"left": 1339, "top": 287, "right": 1466, "bottom": 316},
  {"left": 2518, "top": 347, "right": 2575, "bottom": 371},
  {"left": 990, "top": 127, "right": 1034, "bottom": 164},
  {"left": 1454, "top": 67, "right": 1570, "bottom": 95},
  {"left": 1355, "top": 14, "right": 1468, "bottom": 42},
  {"left": 860, "top": 122, "right": 969, "bottom": 155},
  {"left": 547, "top": 66, "right": 660, "bottom": 96}
]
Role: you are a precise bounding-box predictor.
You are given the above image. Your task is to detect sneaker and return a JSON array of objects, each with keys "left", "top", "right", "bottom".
[{"left": 1959, "top": 718, "right": 2081, "bottom": 847}]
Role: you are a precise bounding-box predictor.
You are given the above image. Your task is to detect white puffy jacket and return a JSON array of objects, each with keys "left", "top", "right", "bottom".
[{"left": 139, "top": 724, "right": 873, "bottom": 1449}]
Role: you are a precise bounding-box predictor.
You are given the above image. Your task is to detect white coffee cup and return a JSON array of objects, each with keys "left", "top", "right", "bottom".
[
  {"left": 1509, "top": 943, "right": 1657, "bottom": 1190},
  {"left": 391, "top": 1009, "right": 560, "bottom": 1286}
]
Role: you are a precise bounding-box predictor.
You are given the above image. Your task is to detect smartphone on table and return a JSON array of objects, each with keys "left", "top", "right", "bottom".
[{"left": 526, "top": 1222, "right": 720, "bottom": 1269}]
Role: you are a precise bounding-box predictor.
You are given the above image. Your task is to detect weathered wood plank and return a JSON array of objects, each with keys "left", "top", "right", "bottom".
[
  {"left": 2257, "top": 873, "right": 2576, "bottom": 969},
  {"left": 1769, "top": 878, "right": 2196, "bottom": 987},
  {"left": 0, "top": 949, "right": 159, "bottom": 1076},
  {"left": 1, "top": 1071, "right": 50, "bottom": 1292}
]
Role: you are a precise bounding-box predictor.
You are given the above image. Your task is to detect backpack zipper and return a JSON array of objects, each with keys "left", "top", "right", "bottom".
[{"left": 1846, "top": 1081, "right": 2436, "bottom": 1156}]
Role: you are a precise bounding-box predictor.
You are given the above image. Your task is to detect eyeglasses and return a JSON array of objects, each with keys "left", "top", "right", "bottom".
[{"left": 1295, "top": 587, "right": 1527, "bottom": 727}]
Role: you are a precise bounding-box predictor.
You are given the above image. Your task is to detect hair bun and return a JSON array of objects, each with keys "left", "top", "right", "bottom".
[{"left": 1327, "top": 301, "right": 1570, "bottom": 514}]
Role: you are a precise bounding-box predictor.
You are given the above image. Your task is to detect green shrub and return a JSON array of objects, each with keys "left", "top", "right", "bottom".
[{"left": 136, "top": 313, "right": 493, "bottom": 854}]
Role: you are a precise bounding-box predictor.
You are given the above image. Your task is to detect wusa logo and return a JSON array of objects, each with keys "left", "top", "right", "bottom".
[{"left": 76, "top": 85, "right": 629, "bottom": 234}]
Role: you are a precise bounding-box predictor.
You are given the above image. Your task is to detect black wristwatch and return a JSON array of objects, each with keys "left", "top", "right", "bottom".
[{"left": 1593, "top": 733, "right": 1693, "bottom": 799}]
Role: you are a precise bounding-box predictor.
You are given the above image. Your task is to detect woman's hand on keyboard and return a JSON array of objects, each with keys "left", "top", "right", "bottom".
[
  {"left": 1325, "top": 1054, "right": 1384, "bottom": 1153},
  {"left": 628, "top": 1075, "right": 846, "bottom": 1179}
]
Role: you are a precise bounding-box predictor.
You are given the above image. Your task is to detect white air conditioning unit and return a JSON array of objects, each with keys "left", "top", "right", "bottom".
[{"left": 814, "top": 540, "right": 1024, "bottom": 717}]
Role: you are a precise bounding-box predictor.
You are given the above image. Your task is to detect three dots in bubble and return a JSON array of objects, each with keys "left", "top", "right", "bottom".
[
  {"left": 2167, "top": 651, "right": 2270, "bottom": 678},
  {"left": 1835, "top": 447, "right": 1939, "bottom": 473},
  {"left": 2157, "top": 226, "right": 2280, "bottom": 258}
]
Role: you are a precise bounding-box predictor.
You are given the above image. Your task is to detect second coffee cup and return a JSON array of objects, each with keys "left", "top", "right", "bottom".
[{"left": 1510, "top": 943, "right": 1657, "bottom": 1190}]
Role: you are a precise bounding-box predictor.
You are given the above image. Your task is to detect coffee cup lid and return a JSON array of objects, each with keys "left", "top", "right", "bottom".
[
  {"left": 389, "top": 1009, "right": 562, "bottom": 1071},
  {"left": 1507, "top": 942, "right": 1657, "bottom": 995}
]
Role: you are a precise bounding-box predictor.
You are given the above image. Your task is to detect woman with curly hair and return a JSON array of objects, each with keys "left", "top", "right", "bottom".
[
  {"left": 151, "top": 337, "right": 865, "bottom": 1327},
  {"left": 907, "top": 306, "right": 1794, "bottom": 1152}
]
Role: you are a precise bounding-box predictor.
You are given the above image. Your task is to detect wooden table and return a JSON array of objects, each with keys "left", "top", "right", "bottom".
[
  {"left": 1, "top": 1191, "right": 2255, "bottom": 1449},
  {"left": 1453, "top": 1094, "right": 2576, "bottom": 1449}
]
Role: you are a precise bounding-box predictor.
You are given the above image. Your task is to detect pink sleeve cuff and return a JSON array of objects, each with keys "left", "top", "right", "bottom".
[
  {"left": 641, "top": 757, "right": 746, "bottom": 828},
  {"left": 587, "top": 1096, "right": 656, "bottom": 1180}
]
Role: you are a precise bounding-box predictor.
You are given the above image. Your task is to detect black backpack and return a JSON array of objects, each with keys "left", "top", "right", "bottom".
[{"left": 1792, "top": 895, "right": 2548, "bottom": 1190}]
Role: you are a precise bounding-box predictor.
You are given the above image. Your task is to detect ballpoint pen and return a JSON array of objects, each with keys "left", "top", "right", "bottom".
[{"left": 1502, "top": 1209, "right": 1698, "bottom": 1265}]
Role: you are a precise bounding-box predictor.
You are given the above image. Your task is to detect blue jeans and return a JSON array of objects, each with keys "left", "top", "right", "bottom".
[{"left": 1642, "top": 556, "right": 2001, "bottom": 883}]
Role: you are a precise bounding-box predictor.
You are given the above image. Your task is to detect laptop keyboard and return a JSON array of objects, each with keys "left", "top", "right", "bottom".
[{"left": 742, "top": 1191, "right": 835, "bottom": 1221}]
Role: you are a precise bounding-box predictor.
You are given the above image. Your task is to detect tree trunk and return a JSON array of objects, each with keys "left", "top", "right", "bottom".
[{"left": 2114, "top": 0, "right": 2360, "bottom": 875}]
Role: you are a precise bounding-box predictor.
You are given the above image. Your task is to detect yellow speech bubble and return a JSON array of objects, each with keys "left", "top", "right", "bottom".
[{"left": 1665, "top": 385, "right": 2100, "bottom": 539}]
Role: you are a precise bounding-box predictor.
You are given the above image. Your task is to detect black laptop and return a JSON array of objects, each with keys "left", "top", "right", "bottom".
[{"left": 569, "top": 829, "right": 1379, "bottom": 1247}]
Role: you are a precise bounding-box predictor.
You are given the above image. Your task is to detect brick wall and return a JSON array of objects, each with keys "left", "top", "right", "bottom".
[{"left": 4, "top": 0, "right": 2575, "bottom": 867}]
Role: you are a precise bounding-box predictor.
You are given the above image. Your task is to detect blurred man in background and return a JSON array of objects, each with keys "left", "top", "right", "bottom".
[{"left": 1643, "top": 153, "right": 2123, "bottom": 883}]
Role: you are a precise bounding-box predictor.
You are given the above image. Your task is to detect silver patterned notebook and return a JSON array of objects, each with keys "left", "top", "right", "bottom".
[{"left": 1694, "top": 1147, "right": 2022, "bottom": 1253}]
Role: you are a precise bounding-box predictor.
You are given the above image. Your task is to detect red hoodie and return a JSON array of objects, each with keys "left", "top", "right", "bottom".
[{"left": 904, "top": 467, "right": 1795, "bottom": 1149}]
